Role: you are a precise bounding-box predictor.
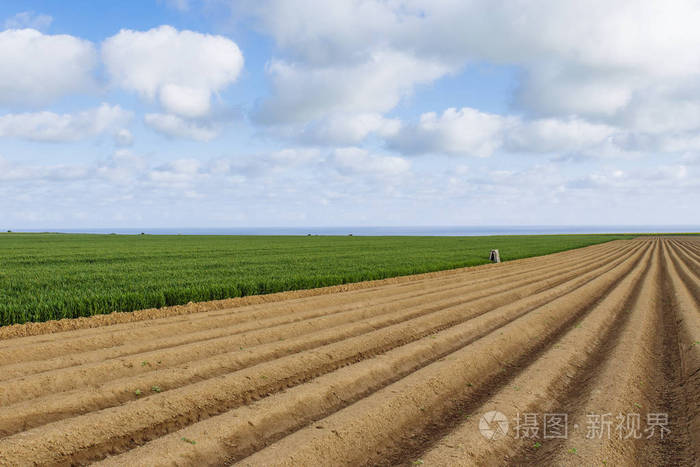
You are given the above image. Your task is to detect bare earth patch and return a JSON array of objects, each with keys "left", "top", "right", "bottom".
[{"left": 0, "top": 238, "right": 697, "bottom": 466}]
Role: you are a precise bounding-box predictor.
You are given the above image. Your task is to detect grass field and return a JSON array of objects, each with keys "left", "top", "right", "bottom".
[{"left": 0, "top": 233, "right": 636, "bottom": 326}]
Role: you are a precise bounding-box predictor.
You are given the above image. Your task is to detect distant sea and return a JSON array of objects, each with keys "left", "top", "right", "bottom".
[{"left": 11, "top": 226, "right": 700, "bottom": 236}]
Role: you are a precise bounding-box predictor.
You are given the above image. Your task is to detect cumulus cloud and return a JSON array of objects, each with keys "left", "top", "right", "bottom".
[
  {"left": 384, "top": 107, "right": 642, "bottom": 159},
  {"left": 619, "top": 89, "right": 700, "bottom": 135},
  {"left": 144, "top": 113, "right": 218, "bottom": 141},
  {"left": 4, "top": 2, "right": 700, "bottom": 227},
  {"left": 388, "top": 108, "right": 511, "bottom": 157},
  {"left": 254, "top": 50, "right": 449, "bottom": 124},
  {"left": 504, "top": 117, "right": 618, "bottom": 154},
  {"left": 331, "top": 147, "right": 410, "bottom": 178},
  {"left": 0, "top": 104, "right": 132, "bottom": 142},
  {"left": 4, "top": 11, "right": 53, "bottom": 31},
  {"left": 297, "top": 113, "right": 400, "bottom": 145},
  {"left": 102, "top": 25, "right": 244, "bottom": 118},
  {"left": 264, "top": 113, "right": 400, "bottom": 146},
  {"left": 236, "top": 0, "right": 700, "bottom": 156},
  {"left": 158, "top": 84, "right": 211, "bottom": 118},
  {"left": 0, "top": 28, "right": 96, "bottom": 106}
]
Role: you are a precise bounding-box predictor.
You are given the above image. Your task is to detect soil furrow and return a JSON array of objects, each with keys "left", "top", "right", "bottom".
[
  {"left": 1, "top": 238, "right": 696, "bottom": 466},
  {"left": 669, "top": 240, "right": 700, "bottom": 288},
  {"left": 385, "top": 240, "right": 656, "bottom": 467},
  {"left": 0, "top": 244, "right": 643, "bottom": 447},
  {"left": 662, "top": 241, "right": 700, "bottom": 459},
  {"left": 97, "top": 242, "right": 653, "bottom": 467},
  {"left": 501, "top": 239, "right": 663, "bottom": 465},
  {"left": 230, "top": 242, "right": 651, "bottom": 467},
  {"left": 0, "top": 242, "right": 640, "bottom": 409},
  {"left": 0, "top": 242, "right": 647, "bottom": 464}
]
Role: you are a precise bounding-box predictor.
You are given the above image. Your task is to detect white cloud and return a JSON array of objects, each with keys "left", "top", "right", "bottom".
[
  {"left": 255, "top": 50, "right": 449, "bottom": 124},
  {"left": 240, "top": 0, "right": 700, "bottom": 145},
  {"left": 114, "top": 128, "right": 134, "bottom": 146},
  {"left": 242, "top": 0, "right": 407, "bottom": 66},
  {"left": 2, "top": 147, "right": 697, "bottom": 228},
  {"left": 159, "top": 84, "right": 211, "bottom": 118},
  {"left": 647, "top": 165, "right": 688, "bottom": 182},
  {"left": 264, "top": 113, "right": 400, "bottom": 146},
  {"left": 0, "top": 155, "right": 90, "bottom": 181},
  {"left": 149, "top": 158, "right": 203, "bottom": 184},
  {"left": 332, "top": 147, "right": 410, "bottom": 178},
  {"left": 567, "top": 164, "right": 695, "bottom": 191},
  {"left": 388, "top": 108, "right": 511, "bottom": 157},
  {"left": 385, "top": 108, "right": 641, "bottom": 158},
  {"left": 620, "top": 90, "right": 700, "bottom": 135},
  {"left": 216, "top": 146, "right": 409, "bottom": 182},
  {"left": 214, "top": 147, "right": 325, "bottom": 180},
  {"left": 96, "top": 150, "right": 147, "bottom": 183},
  {"left": 654, "top": 134, "right": 700, "bottom": 153},
  {"left": 505, "top": 117, "right": 618, "bottom": 154},
  {"left": 0, "top": 104, "right": 132, "bottom": 142},
  {"left": 102, "top": 25, "right": 244, "bottom": 117},
  {"left": 297, "top": 113, "right": 400, "bottom": 145},
  {"left": 268, "top": 148, "right": 323, "bottom": 166},
  {"left": 144, "top": 113, "right": 218, "bottom": 141},
  {"left": 515, "top": 67, "right": 634, "bottom": 118},
  {"left": 4, "top": 11, "right": 53, "bottom": 31},
  {"left": 0, "top": 28, "right": 96, "bottom": 106}
]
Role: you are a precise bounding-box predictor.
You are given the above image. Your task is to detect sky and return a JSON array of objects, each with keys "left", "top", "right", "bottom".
[{"left": 0, "top": 0, "right": 698, "bottom": 229}]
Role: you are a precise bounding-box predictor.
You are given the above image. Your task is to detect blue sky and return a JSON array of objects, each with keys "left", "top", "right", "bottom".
[{"left": 1, "top": 1, "right": 698, "bottom": 228}]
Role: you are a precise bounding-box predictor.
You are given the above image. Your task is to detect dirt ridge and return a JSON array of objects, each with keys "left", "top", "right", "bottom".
[{"left": 0, "top": 238, "right": 697, "bottom": 466}]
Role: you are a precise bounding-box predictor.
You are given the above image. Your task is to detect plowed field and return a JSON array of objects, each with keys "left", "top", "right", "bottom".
[{"left": 0, "top": 237, "right": 697, "bottom": 466}]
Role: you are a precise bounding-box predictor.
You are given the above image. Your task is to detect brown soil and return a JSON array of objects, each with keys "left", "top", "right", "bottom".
[{"left": 0, "top": 238, "right": 696, "bottom": 466}]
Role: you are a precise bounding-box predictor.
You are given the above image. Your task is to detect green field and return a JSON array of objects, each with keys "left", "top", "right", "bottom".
[{"left": 0, "top": 233, "right": 636, "bottom": 326}]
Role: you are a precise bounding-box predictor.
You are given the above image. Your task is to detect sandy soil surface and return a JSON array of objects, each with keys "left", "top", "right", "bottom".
[{"left": 0, "top": 237, "right": 697, "bottom": 466}]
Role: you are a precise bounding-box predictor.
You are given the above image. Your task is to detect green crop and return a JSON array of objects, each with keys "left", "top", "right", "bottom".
[{"left": 0, "top": 233, "right": 634, "bottom": 326}]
